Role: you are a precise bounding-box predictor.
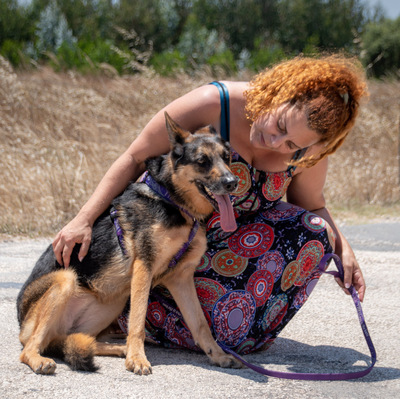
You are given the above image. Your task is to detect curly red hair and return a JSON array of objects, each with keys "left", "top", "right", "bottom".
[{"left": 244, "top": 55, "right": 368, "bottom": 167}]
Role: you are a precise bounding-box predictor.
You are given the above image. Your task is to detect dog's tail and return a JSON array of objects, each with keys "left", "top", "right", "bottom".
[{"left": 45, "top": 333, "right": 99, "bottom": 372}]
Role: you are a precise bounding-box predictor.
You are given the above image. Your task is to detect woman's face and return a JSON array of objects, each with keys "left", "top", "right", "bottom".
[{"left": 249, "top": 104, "right": 320, "bottom": 154}]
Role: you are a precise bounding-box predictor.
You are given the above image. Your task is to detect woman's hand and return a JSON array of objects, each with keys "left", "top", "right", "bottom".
[
  {"left": 52, "top": 214, "right": 93, "bottom": 268},
  {"left": 335, "top": 246, "right": 366, "bottom": 302}
]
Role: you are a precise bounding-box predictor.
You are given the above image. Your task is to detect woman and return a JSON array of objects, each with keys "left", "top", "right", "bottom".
[{"left": 53, "top": 55, "right": 368, "bottom": 354}]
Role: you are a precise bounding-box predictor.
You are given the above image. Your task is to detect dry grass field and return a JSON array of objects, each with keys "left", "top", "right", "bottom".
[{"left": 0, "top": 56, "right": 399, "bottom": 236}]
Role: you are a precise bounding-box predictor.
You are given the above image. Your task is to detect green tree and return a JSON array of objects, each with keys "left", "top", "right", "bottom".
[
  {"left": 276, "top": 0, "right": 367, "bottom": 53},
  {"left": 0, "top": 0, "right": 35, "bottom": 65},
  {"left": 177, "top": 14, "right": 230, "bottom": 67},
  {"left": 114, "top": 0, "right": 180, "bottom": 52},
  {"left": 193, "top": 0, "right": 280, "bottom": 56},
  {"left": 36, "top": 2, "right": 76, "bottom": 53},
  {"left": 0, "top": 0, "right": 32, "bottom": 45},
  {"left": 60, "top": 0, "right": 115, "bottom": 41},
  {"left": 361, "top": 16, "right": 400, "bottom": 77},
  {"left": 29, "top": 0, "right": 116, "bottom": 41}
]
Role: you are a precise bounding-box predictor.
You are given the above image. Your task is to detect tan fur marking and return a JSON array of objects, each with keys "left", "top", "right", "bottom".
[
  {"left": 95, "top": 342, "right": 126, "bottom": 357},
  {"left": 89, "top": 255, "right": 132, "bottom": 303},
  {"left": 19, "top": 269, "right": 129, "bottom": 374},
  {"left": 19, "top": 270, "right": 80, "bottom": 374},
  {"left": 125, "top": 259, "right": 153, "bottom": 375},
  {"left": 172, "top": 166, "right": 214, "bottom": 217}
]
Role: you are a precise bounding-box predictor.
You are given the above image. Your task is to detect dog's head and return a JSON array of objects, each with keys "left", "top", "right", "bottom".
[{"left": 165, "top": 112, "right": 238, "bottom": 232}]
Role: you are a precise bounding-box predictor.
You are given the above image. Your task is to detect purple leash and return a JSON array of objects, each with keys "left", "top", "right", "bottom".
[{"left": 218, "top": 253, "right": 377, "bottom": 380}]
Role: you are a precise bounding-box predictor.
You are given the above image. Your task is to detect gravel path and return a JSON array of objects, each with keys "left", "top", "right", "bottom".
[{"left": 1, "top": 223, "right": 399, "bottom": 398}]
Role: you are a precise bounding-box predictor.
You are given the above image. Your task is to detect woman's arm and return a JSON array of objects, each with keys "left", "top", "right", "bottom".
[
  {"left": 312, "top": 207, "right": 366, "bottom": 302},
  {"left": 287, "top": 158, "right": 366, "bottom": 301},
  {"left": 52, "top": 147, "right": 148, "bottom": 267},
  {"left": 52, "top": 84, "right": 222, "bottom": 267}
]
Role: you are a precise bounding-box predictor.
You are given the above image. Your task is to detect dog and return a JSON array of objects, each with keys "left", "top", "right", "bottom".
[{"left": 17, "top": 112, "right": 241, "bottom": 375}]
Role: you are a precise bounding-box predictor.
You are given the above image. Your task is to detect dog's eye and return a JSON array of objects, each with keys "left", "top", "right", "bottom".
[
  {"left": 223, "top": 151, "right": 231, "bottom": 164},
  {"left": 197, "top": 155, "right": 210, "bottom": 167}
]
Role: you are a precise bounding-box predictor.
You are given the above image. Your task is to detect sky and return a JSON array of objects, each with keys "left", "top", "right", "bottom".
[{"left": 367, "top": 0, "right": 400, "bottom": 18}]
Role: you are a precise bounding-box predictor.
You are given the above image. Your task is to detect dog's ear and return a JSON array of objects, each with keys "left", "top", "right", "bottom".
[{"left": 164, "top": 112, "right": 190, "bottom": 152}]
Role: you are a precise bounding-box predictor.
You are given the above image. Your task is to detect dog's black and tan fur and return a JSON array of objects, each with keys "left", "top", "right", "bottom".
[{"left": 17, "top": 112, "right": 241, "bottom": 375}]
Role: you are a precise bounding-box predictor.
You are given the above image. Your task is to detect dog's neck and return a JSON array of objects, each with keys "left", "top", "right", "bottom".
[{"left": 139, "top": 170, "right": 201, "bottom": 268}]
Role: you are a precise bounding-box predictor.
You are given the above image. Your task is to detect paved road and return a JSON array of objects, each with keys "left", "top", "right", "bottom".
[{"left": 1, "top": 223, "right": 399, "bottom": 398}]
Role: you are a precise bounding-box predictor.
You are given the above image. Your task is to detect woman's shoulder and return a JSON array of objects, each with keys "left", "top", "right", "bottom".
[
  {"left": 198, "top": 81, "right": 248, "bottom": 102},
  {"left": 164, "top": 84, "right": 225, "bottom": 132},
  {"left": 218, "top": 81, "right": 249, "bottom": 95}
]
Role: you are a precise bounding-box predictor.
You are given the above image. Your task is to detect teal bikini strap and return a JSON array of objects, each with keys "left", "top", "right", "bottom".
[
  {"left": 287, "top": 147, "right": 308, "bottom": 176},
  {"left": 210, "top": 81, "right": 230, "bottom": 141}
]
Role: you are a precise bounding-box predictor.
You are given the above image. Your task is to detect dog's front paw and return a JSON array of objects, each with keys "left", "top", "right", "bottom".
[
  {"left": 21, "top": 352, "right": 57, "bottom": 375},
  {"left": 211, "top": 353, "right": 243, "bottom": 369},
  {"left": 125, "top": 356, "right": 152, "bottom": 376},
  {"left": 33, "top": 357, "right": 57, "bottom": 375}
]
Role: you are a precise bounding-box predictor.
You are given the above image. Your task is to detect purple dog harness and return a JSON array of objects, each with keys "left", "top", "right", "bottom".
[{"left": 111, "top": 171, "right": 199, "bottom": 268}]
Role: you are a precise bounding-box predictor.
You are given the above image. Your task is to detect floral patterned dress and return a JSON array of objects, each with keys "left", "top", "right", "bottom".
[{"left": 118, "top": 82, "right": 336, "bottom": 354}]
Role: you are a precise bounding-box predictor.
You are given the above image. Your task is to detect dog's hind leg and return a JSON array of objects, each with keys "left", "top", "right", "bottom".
[
  {"left": 95, "top": 342, "right": 126, "bottom": 357},
  {"left": 125, "top": 259, "right": 153, "bottom": 375},
  {"left": 19, "top": 270, "right": 80, "bottom": 374},
  {"left": 163, "top": 270, "right": 242, "bottom": 369}
]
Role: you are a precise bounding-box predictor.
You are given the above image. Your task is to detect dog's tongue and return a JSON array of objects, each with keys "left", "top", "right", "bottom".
[{"left": 214, "top": 194, "right": 237, "bottom": 232}]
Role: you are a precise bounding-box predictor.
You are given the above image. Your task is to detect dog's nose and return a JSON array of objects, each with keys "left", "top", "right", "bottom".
[{"left": 222, "top": 175, "right": 238, "bottom": 193}]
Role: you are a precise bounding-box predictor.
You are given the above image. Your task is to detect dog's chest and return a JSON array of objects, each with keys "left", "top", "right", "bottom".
[{"left": 89, "top": 259, "right": 132, "bottom": 302}]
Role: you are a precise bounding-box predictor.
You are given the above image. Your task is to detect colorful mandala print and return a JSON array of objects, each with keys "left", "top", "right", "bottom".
[
  {"left": 257, "top": 250, "right": 285, "bottom": 281},
  {"left": 212, "top": 248, "right": 248, "bottom": 277},
  {"left": 164, "top": 314, "right": 197, "bottom": 350},
  {"left": 209, "top": 228, "right": 234, "bottom": 249},
  {"left": 262, "top": 171, "right": 292, "bottom": 201},
  {"left": 212, "top": 290, "right": 256, "bottom": 347},
  {"left": 194, "top": 277, "right": 227, "bottom": 311},
  {"left": 136, "top": 151, "right": 334, "bottom": 355},
  {"left": 261, "top": 293, "right": 289, "bottom": 333},
  {"left": 246, "top": 269, "right": 274, "bottom": 307},
  {"left": 207, "top": 212, "right": 223, "bottom": 229},
  {"left": 326, "top": 222, "right": 336, "bottom": 251},
  {"left": 196, "top": 253, "right": 212, "bottom": 272},
  {"left": 236, "top": 338, "right": 256, "bottom": 354},
  {"left": 230, "top": 162, "right": 252, "bottom": 197},
  {"left": 295, "top": 240, "right": 324, "bottom": 286},
  {"left": 280, "top": 260, "right": 300, "bottom": 291},
  {"left": 235, "top": 192, "right": 260, "bottom": 212},
  {"left": 262, "top": 201, "right": 303, "bottom": 222},
  {"left": 147, "top": 301, "right": 167, "bottom": 328},
  {"left": 293, "top": 277, "right": 319, "bottom": 309},
  {"left": 228, "top": 223, "right": 274, "bottom": 258},
  {"left": 302, "top": 213, "right": 326, "bottom": 232}
]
